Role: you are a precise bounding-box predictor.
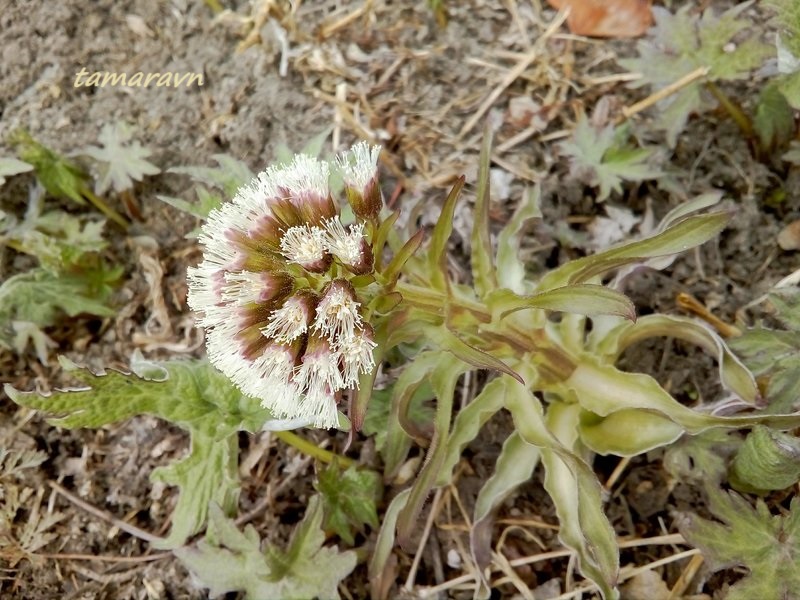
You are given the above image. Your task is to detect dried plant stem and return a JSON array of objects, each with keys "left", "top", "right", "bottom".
[
  {"left": 40, "top": 552, "right": 169, "bottom": 563},
  {"left": 273, "top": 430, "right": 356, "bottom": 467},
  {"left": 621, "top": 66, "right": 710, "bottom": 121},
  {"left": 48, "top": 481, "right": 163, "bottom": 544}
]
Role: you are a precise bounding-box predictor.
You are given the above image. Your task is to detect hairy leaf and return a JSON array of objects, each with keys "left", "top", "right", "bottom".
[
  {"left": 489, "top": 284, "right": 636, "bottom": 322},
  {"left": 175, "top": 498, "right": 356, "bottom": 600},
  {"left": 681, "top": 489, "right": 800, "bottom": 600},
  {"left": 81, "top": 122, "right": 160, "bottom": 194},
  {"left": 620, "top": 3, "right": 773, "bottom": 145},
  {"left": 5, "top": 355, "right": 271, "bottom": 547},
  {"left": 559, "top": 117, "right": 661, "bottom": 201},
  {"left": 316, "top": 464, "right": 382, "bottom": 545}
]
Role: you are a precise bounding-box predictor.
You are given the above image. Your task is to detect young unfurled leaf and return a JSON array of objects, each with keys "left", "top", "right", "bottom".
[
  {"left": 619, "top": 3, "right": 774, "bottom": 145},
  {"left": 80, "top": 122, "right": 160, "bottom": 194},
  {"left": 0, "top": 157, "right": 33, "bottom": 186},
  {"left": 681, "top": 489, "right": 800, "bottom": 600},
  {"left": 175, "top": 498, "right": 356, "bottom": 600},
  {"left": 5, "top": 355, "right": 272, "bottom": 547},
  {"left": 559, "top": 117, "right": 661, "bottom": 201},
  {"left": 729, "top": 426, "right": 800, "bottom": 494},
  {"left": 315, "top": 463, "right": 382, "bottom": 545}
]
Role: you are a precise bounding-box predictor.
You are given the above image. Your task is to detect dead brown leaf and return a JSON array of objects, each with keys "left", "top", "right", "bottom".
[{"left": 548, "top": 0, "right": 653, "bottom": 38}]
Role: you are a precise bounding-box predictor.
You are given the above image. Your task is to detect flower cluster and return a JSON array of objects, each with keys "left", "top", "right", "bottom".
[{"left": 188, "top": 142, "right": 382, "bottom": 428}]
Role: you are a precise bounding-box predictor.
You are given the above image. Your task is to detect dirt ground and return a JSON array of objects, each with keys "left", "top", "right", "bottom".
[{"left": 1, "top": 0, "right": 798, "bottom": 598}]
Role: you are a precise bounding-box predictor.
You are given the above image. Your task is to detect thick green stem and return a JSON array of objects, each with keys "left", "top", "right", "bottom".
[{"left": 273, "top": 430, "right": 356, "bottom": 468}]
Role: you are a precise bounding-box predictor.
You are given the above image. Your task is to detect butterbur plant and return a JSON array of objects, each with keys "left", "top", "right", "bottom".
[{"left": 8, "top": 135, "right": 800, "bottom": 599}]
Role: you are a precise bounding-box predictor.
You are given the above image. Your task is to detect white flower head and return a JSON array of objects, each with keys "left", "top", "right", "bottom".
[
  {"left": 323, "top": 217, "right": 365, "bottom": 266},
  {"left": 188, "top": 145, "right": 384, "bottom": 430},
  {"left": 313, "top": 279, "right": 363, "bottom": 342}
]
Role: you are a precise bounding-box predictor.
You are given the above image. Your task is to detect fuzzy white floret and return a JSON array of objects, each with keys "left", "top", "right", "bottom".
[
  {"left": 337, "top": 330, "right": 377, "bottom": 387},
  {"left": 336, "top": 141, "right": 381, "bottom": 190},
  {"left": 279, "top": 225, "right": 327, "bottom": 265},
  {"left": 293, "top": 353, "right": 344, "bottom": 428},
  {"left": 313, "top": 288, "right": 362, "bottom": 342},
  {"left": 323, "top": 217, "right": 364, "bottom": 265},
  {"left": 262, "top": 299, "right": 308, "bottom": 343}
]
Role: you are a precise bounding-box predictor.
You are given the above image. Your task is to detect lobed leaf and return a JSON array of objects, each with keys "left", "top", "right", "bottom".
[
  {"left": 316, "top": 463, "right": 382, "bottom": 545},
  {"left": 175, "top": 497, "right": 356, "bottom": 600},
  {"left": 80, "top": 122, "right": 160, "bottom": 194},
  {"left": 681, "top": 489, "right": 800, "bottom": 600},
  {"left": 559, "top": 117, "right": 661, "bottom": 201}
]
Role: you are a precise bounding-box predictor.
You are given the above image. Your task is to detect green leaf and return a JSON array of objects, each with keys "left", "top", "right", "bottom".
[
  {"left": 80, "top": 122, "right": 160, "bottom": 194},
  {"left": 488, "top": 285, "right": 636, "bottom": 322},
  {"left": 5, "top": 355, "right": 272, "bottom": 547},
  {"left": 538, "top": 211, "right": 730, "bottom": 290},
  {"left": 0, "top": 157, "right": 33, "bottom": 186},
  {"left": 471, "top": 431, "right": 540, "bottom": 571},
  {"left": 729, "top": 425, "right": 800, "bottom": 494},
  {"left": 558, "top": 358, "right": 800, "bottom": 440},
  {"left": 663, "top": 429, "right": 738, "bottom": 486},
  {"left": 681, "top": 490, "right": 800, "bottom": 600},
  {"left": 396, "top": 353, "right": 469, "bottom": 547},
  {"left": 619, "top": 3, "right": 774, "bottom": 145},
  {"left": 169, "top": 153, "right": 254, "bottom": 197},
  {"left": 471, "top": 126, "right": 497, "bottom": 297},
  {"left": 9, "top": 130, "right": 89, "bottom": 205},
  {"left": 495, "top": 185, "right": 541, "bottom": 294},
  {"left": 316, "top": 464, "right": 382, "bottom": 545},
  {"left": 152, "top": 435, "right": 239, "bottom": 548},
  {"left": 504, "top": 381, "right": 619, "bottom": 599},
  {"left": 12, "top": 211, "right": 110, "bottom": 272},
  {"left": 0, "top": 268, "right": 116, "bottom": 329},
  {"left": 368, "top": 489, "right": 411, "bottom": 600},
  {"left": 753, "top": 83, "right": 795, "bottom": 154},
  {"left": 559, "top": 117, "right": 661, "bottom": 201},
  {"left": 595, "top": 315, "right": 759, "bottom": 405},
  {"left": 730, "top": 290, "right": 800, "bottom": 414},
  {"left": 438, "top": 377, "right": 508, "bottom": 486},
  {"left": 175, "top": 497, "right": 356, "bottom": 600},
  {"left": 428, "top": 176, "right": 465, "bottom": 290}
]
